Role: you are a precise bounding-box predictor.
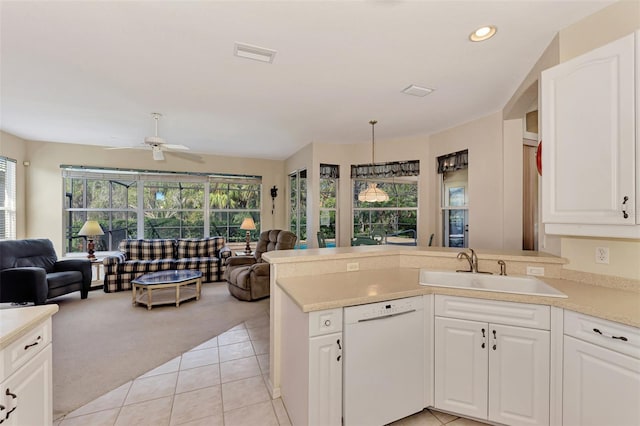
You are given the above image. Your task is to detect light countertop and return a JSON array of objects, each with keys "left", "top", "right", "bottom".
[
  {"left": 0, "top": 305, "right": 59, "bottom": 349},
  {"left": 264, "top": 245, "right": 567, "bottom": 264},
  {"left": 277, "top": 268, "right": 640, "bottom": 328}
]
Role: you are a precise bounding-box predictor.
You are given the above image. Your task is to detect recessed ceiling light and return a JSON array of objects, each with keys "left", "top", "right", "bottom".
[
  {"left": 401, "top": 84, "right": 435, "bottom": 97},
  {"left": 469, "top": 25, "right": 497, "bottom": 42},
  {"left": 234, "top": 42, "right": 277, "bottom": 63}
]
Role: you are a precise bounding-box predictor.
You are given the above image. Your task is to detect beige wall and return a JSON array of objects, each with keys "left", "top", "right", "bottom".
[
  {"left": 502, "top": 119, "right": 523, "bottom": 250},
  {"left": 429, "top": 112, "right": 504, "bottom": 250},
  {"left": 559, "top": 0, "right": 640, "bottom": 62},
  {"left": 0, "top": 131, "right": 28, "bottom": 238},
  {"left": 561, "top": 237, "right": 640, "bottom": 280},
  {"left": 19, "top": 139, "right": 286, "bottom": 255}
]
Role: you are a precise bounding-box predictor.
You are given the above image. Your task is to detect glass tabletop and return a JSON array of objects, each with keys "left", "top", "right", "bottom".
[{"left": 132, "top": 270, "right": 202, "bottom": 286}]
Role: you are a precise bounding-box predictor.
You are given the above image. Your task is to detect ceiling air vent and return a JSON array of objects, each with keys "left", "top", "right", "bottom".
[
  {"left": 401, "top": 84, "right": 434, "bottom": 97},
  {"left": 234, "top": 42, "right": 277, "bottom": 63}
]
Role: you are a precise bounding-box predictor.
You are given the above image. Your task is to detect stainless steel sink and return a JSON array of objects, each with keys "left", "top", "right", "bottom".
[{"left": 419, "top": 269, "right": 567, "bottom": 298}]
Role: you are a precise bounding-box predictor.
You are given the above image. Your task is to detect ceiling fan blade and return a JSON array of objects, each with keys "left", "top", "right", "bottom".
[
  {"left": 163, "top": 144, "right": 190, "bottom": 151},
  {"left": 165, "top": 151, "right": 204, "bottom": 163},
  {"left": 105, "top": 146, "right": 140, "bottom": 150}
]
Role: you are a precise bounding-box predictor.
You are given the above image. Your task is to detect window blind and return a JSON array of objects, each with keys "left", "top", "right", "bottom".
[{"left": 0, "top": 156, "right": 17, "bottom": 239}]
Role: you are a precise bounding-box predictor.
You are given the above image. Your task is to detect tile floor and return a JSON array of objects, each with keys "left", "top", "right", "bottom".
[{"left": 54, "top": 313, "right": 487, "bottom": 426}]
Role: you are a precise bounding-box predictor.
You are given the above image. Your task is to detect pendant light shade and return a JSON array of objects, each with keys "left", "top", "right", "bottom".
[
  {"left": 358, "top": 120, "right": 390, "bottom": 203},
  {"left": 358, "top": 182, "right": 390, "bottom": 202}
]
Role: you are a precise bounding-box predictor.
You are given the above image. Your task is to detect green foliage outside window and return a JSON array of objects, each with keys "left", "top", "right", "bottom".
[
  {"left": 63, "top": 171, "right": 261, "bottom": 254},
  {"left": 352, "top": 179, "right": 418, "bottom": 244}
]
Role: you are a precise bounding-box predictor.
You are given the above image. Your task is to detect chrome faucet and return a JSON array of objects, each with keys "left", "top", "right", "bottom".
[
  {"left": 456, "top": 249, "right": 474, "bottom": 273},
  {"left": 457, "top": 248, "right": 491, "bottom": 274},
  {"left": 498, "top": 260, "right": 507, "bottom": 276},
  {"left": 469, "top": 248, "right": 479, "bottom": 273}
]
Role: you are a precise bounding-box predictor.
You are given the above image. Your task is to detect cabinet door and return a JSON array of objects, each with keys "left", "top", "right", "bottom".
[
  {"left": 308, "top": 333, "right": 342, "bottom": 426},
  {"left": 488, "top": 324, "right": 550, "bottom": 426},
  {"left": 564, "top": 336, "right": 640, "bottom": 426},
  {"left": 435, "top": 317, "right": 488, "bottom": 419},
  {"left": 1, "top": 343, "right": 52, "bottom": 426},
  {"left": 542, "top": 33, "right": 635, "bottom": 226}
]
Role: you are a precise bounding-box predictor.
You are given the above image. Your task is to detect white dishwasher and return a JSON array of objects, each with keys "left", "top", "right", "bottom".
[{"left": 343, "top": 296, "right": 425, "bottom": 426}]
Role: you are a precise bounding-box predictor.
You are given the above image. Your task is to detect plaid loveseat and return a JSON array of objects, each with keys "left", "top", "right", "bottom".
[{"left": 102, "top": 237, "right": 230, "bottom": 293}]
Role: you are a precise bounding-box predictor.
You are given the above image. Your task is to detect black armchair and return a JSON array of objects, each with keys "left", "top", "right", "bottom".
[{"left": 0, "top": 239, "right": 91, "bottom": 305}]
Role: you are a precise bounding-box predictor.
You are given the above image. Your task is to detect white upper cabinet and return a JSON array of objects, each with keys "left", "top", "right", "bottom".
[{"left": 541, "top": 32, "right": 638, "bottom": 238}]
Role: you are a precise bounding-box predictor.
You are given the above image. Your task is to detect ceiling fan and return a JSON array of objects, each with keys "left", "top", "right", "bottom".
[{"left": 108, "top": 113, "right": 202, "bottom": 162}]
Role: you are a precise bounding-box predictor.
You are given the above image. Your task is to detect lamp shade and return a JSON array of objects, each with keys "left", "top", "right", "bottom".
[
  {"left": 357, "top": 119, "right": 390, "bottom": 203},
  {"left": 240, "top": 217, "right": 256, "bottom": 231},
  {"left": 78, "top": 220, "right": 104, "bottom": 237},
  {"left": 358, "top": 183, "right": 390, "bottom": 202}
]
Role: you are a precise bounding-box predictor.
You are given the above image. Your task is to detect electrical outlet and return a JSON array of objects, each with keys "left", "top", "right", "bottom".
[
  {"left": 346, "top": 262, "right": 359, "bottom": 272},
  {"left": 526, "top": 266, "right": 545, "bottom": 276},
  {"left": 595, "top": 247, "right": 610, "bottom": 264}
]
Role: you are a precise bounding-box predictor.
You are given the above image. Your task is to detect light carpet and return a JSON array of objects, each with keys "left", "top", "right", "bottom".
[{"left": 50, "top": 282, "right": 269, "bottom": 420}]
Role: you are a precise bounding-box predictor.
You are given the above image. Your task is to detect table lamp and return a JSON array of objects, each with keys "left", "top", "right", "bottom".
[
  {"left": 78, "top": 220, "right": 104, "bottom": 259},
  {"left": 240, "top": 217, "right": 256, "bottom": 254}
]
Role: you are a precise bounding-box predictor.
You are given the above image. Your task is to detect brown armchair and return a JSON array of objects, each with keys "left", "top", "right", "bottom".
[{"left": 225, "top": 229, "right": 297, "bottom": 301}]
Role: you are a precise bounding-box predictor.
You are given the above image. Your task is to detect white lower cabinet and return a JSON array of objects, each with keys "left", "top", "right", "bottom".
[
  {"left": 434, "top": 295, "right": 550, "bottom": 426},
  {"left": 308, "top": 333, "right": 342, "bottom": 426},
  {"left": 0, "top": 309, "right": 55, "bottom": 426},
  {"left": 488, "top": 324, "right": 550, "bottom": 426},
  {"left": 1, "top": 344, "right": 53, "bottom": 426},
  {"left": 280, "top": 292, "right": 342, "bottom": 426},
  {"left": 563, "top": 311, "right": 640, "bottom": 426}
]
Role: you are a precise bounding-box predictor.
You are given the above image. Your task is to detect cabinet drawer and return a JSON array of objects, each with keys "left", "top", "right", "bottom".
[
  {"left": 564, "top": 310, "right": 640, "bottom": 359},
  {"left": 435, "top": 295, "right": 550, "bottom": 330},
  {"left": 0, "top": 318, "right": 51, "bottom": 379},
  {"left": 309, "top": 308, "right": 342, "bottom": 337}
]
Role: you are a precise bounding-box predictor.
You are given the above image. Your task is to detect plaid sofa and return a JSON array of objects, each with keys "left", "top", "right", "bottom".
[{"left": 103, "top": 237, "right": 230, "bottom": 293}]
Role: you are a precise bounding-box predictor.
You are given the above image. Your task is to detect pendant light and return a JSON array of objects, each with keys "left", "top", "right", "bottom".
[{"left": 358, "top": 120, "right": 390, "bottom": 202}]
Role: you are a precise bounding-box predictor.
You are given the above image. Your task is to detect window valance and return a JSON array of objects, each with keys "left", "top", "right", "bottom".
[
  {"left": 320, "top": 164, "right": 339, "bottom": 179},
  {"left": 350, "top": 160, "right": 419, "bottom": 179},
  {"left": 437, "top": 150, "right": 468, "bottom": 174}
]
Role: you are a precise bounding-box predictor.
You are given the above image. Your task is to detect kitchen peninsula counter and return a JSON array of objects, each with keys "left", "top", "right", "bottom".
[
  {"left": 265, "top": 246, "right": 639, "bottom": 327},
  {"left": 276, "top": 267, "right": 640, "bottom": 328},
  {"left": 264, "top": 246, "right": 639, "bottom": 401}
]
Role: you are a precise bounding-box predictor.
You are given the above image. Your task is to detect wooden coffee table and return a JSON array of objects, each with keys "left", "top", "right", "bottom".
[{"left": 131, "top": 270, "right": 202, "bottom": 310}]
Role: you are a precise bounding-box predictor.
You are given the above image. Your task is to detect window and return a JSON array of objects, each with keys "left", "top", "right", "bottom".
[
  {"left": 0, "top": 156, "right": 17, "bottom": 240},
  {"left": 210, "top": 180, "right": 261, "bottom": 244},
  {"left": 144, "top": 180, "right": 205, "bottom": 239},
  {"left": 63, "top": 174, "right": 137, "bottom": 253},
  {"left": 441, "top": 169, "right": 468, "bottom": 248},
  {"left": 352, "top": 178, "right": 418, "bottom": 246},
  {"left": 289, "top": 169, "right": 307, "bottom": 249},
  {"left": 319, "top": 164, "right": 339, "bottom": 247},
  {"left": 62, "top": 167, "right": 261, "bottom": 254}
]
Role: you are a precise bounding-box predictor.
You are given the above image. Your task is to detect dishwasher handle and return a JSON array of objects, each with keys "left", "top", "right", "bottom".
[{"left": 357, "top": 309, "right": 417, "bottom": 323}]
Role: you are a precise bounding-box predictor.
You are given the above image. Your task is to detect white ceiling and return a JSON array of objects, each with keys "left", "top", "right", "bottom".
[{"left": 0, "top": 1, "right": 613, "bottom": 160}]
